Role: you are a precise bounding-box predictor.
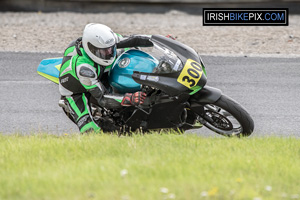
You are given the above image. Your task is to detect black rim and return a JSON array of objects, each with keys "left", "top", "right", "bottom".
[
  {"left": 204, "top": 110, "right": 233, "bottom": 131},
  {"left": 202, "top": 105, "right": 243, "bottom": 136}
]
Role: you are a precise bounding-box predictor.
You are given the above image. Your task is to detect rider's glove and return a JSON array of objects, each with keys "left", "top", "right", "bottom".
[{"left": 121, "top": 92, "right": 147, "bottom": 106}]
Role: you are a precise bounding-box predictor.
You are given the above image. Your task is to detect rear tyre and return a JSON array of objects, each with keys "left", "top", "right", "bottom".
[{"left": 199, "top": 94, "right": 254, "bottom": 137}]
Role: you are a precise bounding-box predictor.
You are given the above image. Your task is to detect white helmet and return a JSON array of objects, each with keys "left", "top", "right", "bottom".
[{"left": 82, "top": 23, "right": 117, "bottom": 66}]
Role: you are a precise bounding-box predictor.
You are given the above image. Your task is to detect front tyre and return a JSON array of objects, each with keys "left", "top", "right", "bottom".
[{"left": 199, "top": 94, "right": 254, "bottom": 137}]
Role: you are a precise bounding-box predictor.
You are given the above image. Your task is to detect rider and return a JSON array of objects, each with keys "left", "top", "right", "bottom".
[{"left": 59, "top": 23, "right": 153, "bottom": 133}]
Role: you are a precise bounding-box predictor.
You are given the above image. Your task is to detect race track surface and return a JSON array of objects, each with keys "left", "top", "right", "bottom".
[{"left": 1, "top": 52, "right": 299, "bottom": 136}]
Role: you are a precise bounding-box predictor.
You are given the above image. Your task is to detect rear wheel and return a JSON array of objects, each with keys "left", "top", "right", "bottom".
[{"left": 198, "top": 94, "right": 254, "bottom": 137}]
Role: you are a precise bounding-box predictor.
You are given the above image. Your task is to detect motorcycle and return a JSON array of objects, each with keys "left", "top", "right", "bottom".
[{"left": 37, "top": 35, "right": 254, "bottom": 137}]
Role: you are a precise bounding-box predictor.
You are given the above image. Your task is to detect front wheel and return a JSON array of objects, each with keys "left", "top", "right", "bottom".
[{"left": 198, "top": 94, "right": 254, "bottom": 137}]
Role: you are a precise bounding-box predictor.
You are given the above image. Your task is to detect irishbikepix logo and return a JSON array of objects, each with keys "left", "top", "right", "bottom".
[{"left": 203, "top": 8, "right": 288, "bottom": 26}]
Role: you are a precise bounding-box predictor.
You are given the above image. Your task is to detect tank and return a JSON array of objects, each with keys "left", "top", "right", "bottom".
[{"left": 109, "top": 49, "right": 159, "bottom": 94}]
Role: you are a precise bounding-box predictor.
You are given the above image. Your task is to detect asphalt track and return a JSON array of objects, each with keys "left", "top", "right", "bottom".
[{"left": 1, "top": 52, "right": 299, "bottom": 136}]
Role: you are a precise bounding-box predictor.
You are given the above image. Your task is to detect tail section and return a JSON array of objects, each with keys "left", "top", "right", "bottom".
[{"left": 37, "top": 57, "right": 62, "bottom": 84}]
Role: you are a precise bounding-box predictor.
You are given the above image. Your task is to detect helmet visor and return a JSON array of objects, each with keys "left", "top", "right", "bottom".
[{"left": 87, "top": 42, "right": 116, "bottom": 60}]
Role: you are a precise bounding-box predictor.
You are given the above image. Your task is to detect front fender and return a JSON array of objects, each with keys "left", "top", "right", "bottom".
[{"left": 190, "top": 86, "right": 222, "bottom": 104}]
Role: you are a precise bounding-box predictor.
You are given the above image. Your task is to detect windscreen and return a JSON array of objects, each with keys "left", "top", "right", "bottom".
[{"left": 145, "top": 43, "right": 183, "bottom": 74}]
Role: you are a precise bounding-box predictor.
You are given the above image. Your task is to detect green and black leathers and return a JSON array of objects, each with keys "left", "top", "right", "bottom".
[{"left": 59, "top": 36, "right": 153, "bottom": 133}]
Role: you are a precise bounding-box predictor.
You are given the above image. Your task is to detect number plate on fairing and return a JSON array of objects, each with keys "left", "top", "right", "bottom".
[{"left": 177, "top": 59, "right": 203, "bottom": 88}]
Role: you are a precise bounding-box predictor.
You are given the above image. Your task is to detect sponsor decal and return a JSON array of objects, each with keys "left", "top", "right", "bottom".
[
  {"left": 77, "top": 115, "right": 89, "bottom": 128},
  {"left": 60, "top": 76, "right": 69, "bottom": 83},
  {"left": 140, "top": 75, "right": 147, "bottom": 80},
  {"left": 147, "top": 76, "right": 159, "bottom": 82},
  {"left": 105, "top": 38, "right": 114, "bottom": 45},
  {"left": 119, "top": 57, "right": 130, "bottom": 68}
]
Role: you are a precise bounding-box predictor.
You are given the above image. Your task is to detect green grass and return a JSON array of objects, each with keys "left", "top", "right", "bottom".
[{"left": 0, "top": 132, "right": 299, "bottom": 200}]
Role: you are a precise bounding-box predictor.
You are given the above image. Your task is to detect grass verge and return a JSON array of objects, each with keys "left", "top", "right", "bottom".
[{"left": 0, "top": 132, "right": 299, "bottom": 200}]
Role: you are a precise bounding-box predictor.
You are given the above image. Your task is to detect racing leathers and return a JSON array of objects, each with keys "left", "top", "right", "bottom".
[{"left": 59, "top": 35, "right": 152, "bottom": 133}]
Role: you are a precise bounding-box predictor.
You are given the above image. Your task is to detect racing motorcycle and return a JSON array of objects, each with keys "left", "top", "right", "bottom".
[{"left": 37, "top": 35, "right": 254, "bottom": 137}]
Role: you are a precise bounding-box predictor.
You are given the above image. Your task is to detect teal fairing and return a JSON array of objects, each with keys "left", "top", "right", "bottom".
[
  {"left": 114, "top": 35, "right": 207, "bottom": 96},
  {"left": 108, "top": 49, "right": 159, "bottom": 94}
]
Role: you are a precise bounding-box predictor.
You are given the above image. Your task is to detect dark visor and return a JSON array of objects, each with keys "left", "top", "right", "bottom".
[{"left": 87, "top": 42, "right": 116, "bottom": 60}]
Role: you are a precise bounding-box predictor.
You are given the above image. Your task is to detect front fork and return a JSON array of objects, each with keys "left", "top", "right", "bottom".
[{"left": 188, "top": 85, "right": 223, "bottom": 125}]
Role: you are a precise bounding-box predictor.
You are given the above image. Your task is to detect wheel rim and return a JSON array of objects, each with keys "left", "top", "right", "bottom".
[{"left": 201, "top": 104, "right": 243, "bottom": 136}]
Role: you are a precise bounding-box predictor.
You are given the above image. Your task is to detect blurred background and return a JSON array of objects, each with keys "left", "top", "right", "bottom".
[
  {"left": 1, "top": 0, "right": 300, "bottom": 14},
  {"left": 0, "top": 0, "right": 299, "bottom": 55}
]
